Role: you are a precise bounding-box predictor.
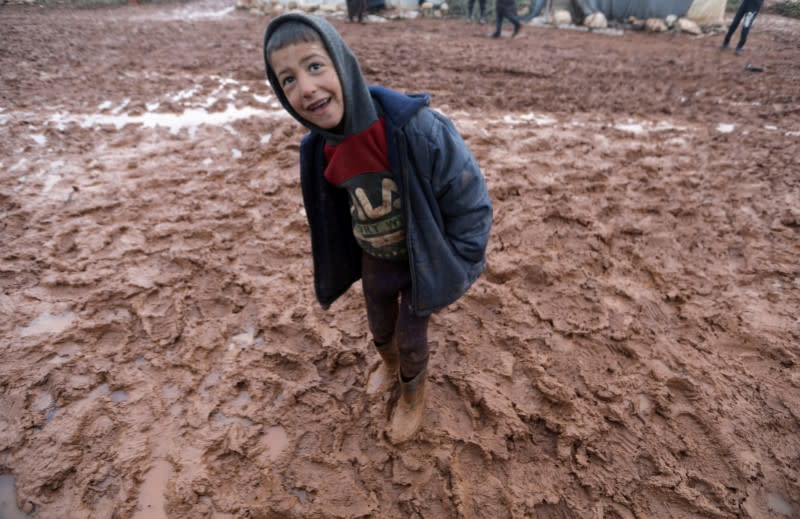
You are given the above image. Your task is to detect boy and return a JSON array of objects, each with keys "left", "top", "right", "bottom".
[
  {"left": 721, "top": 0, "right": 764, "bottom": 56},
  {"left": 263, "top": 14, "right": 492, "bottom": 444}
]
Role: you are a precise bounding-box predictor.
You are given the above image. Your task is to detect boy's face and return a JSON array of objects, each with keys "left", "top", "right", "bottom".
[{"left": 270, "top": 42, "right": 344, "bottom": 130}]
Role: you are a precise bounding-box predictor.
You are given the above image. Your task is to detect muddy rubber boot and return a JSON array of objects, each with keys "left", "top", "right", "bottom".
[
  {"left": 388, "top": 368, "right": 427, "bottom": 444},
  {"left": 366, "top": 339, "right": 399, "bottom": 395}
]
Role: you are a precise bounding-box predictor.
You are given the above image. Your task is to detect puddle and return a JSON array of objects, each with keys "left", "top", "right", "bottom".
[
  {"left": 50, "top": 104, "right": 287, "bottom": 139},
  {"left": 132, "top": 459, "right": 173, "bottom": 519},
  {"left": 199, "top": 370, "right": 221, "bottom": 398},
  {"left": 32, "top": 392, "right": 53, "bottom": 412},
  {"left": 227, "top": 325, "right": 256, "bottom": 350},
  {"left": 231, "top": 391, "right": 251, "bottom": 406},
  {"left": 44, "top": 406, "right": 59, "bottom": 424},
  {"left": 263, "top": 426, "right": 288, "bottom": 462},
  {"left": 637, "top": 394, "right": 652, "bottom": 417},
  {"left": 289, "top": 487, "right": 308, "bottom": 504},
  {"left": 198, "top": 496, "right": 236, "bottom": 519},
  {"left": 211, "top": 412, "right": 252, "bottom": 428},
  {"left": 767, "top": 493, "right": 795, "bottom": 517},
  {"left": 110, "top": 390, "right": 128, "bottom": 403},
  {"left": 18, "top": 312, "right": 75, "bottom": 337},
  {"left": 0, "top": 475, "right": 31, "bottom": 518},
  {"left": 162, "top": 384, "right": 181, "bottom": 402}
]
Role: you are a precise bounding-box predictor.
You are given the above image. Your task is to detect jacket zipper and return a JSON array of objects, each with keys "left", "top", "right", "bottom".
[{"left": 395, "top": 132, "right": 419, "bottom": 314}]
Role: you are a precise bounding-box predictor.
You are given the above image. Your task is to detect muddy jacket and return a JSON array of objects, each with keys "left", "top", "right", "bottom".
[{"left": 300, "top": 86, "right": 493, "bottom": 316}]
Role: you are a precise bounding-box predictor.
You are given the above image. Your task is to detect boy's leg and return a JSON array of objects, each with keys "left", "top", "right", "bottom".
[
  {"left": 478, "top": 0, "right": 487, "bottom": 23},
  {"left": 467, "top": 0, "right": 475, "bottom": 21},
  {"left": 388, "top": 287, "right": 430, "bottom": 444},
  {"left": 395, "top": 287, "right": 430, "bottom": 380},
  {"left": 361, "top": 253, "right": 407, "bottom": 393}
]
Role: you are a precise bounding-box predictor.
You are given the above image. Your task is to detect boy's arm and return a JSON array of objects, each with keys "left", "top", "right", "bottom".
[{"left": 411, "top": 110, "right": 493, "bottom": 265}]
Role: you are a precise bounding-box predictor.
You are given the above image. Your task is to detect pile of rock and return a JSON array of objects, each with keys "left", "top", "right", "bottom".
[{"left": 538, "top": 8, "right": 707, "bottom": 35}]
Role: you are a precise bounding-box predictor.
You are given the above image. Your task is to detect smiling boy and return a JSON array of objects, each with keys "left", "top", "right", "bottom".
[{"left": 263, "top": 14, "right": 492, "bottom": 444}]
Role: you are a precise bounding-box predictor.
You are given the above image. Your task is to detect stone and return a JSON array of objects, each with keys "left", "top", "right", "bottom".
[
  {"left": 645, "top": 18, "right": 668, "bottom": 32},
  {"left": 583, "top": 12, "right": 607, "bottom": 29},
  {"left": 677, "top": 17, "right": 702, "bottom": 35},
  {"left": 550, "top": 8, "right": 572, "bottom": 26}
]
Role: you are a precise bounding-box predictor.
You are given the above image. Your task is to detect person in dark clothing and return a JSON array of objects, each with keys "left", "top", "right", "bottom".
[
  {"left": 491, "top": 0, "right": 522, "bottom": 38},
  {"left": 263, "top": 14, "right": 492, "bottom": 444},
  {"left": 721, "top": 0, "right": 764, "bottom": 55},
  {"left": 466, "top": 0, "right": 487, "bottom": 24},
  {"left": 346, "top": 0, "right": 367, "bottom": 23}
]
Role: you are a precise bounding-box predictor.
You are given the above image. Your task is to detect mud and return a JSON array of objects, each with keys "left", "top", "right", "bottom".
[{"left": 1, "top": 1, "right": 799, "bottom": 517}]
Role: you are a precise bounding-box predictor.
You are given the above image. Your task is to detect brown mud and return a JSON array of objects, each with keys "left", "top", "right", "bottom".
[{"left": 1, "top": 1, "right": 799, "bottom": 517}]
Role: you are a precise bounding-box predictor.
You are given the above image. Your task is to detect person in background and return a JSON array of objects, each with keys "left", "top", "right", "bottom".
[
  {"left": 491, "top": 0, "right": 522, "bottom": 38},
  {"left": 721, "top": 0, "right": 764, "bottom": 55},
  {"left": 263, "top": 14, "right": 492, "bottom": 444},
  {"left": 466, "top": 0, "right": 487, "bottom": 24},
  {"left": 346, "top": 0, "right": 367, "bottom": 23}
]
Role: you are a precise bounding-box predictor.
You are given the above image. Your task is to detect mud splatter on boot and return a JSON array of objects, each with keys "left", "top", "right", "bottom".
[
  {"left": 366, "top": 339, "right": 399, "bottom": 395},
  {"left": 388, "top": 368, "right": 427, "bottom": 444}
]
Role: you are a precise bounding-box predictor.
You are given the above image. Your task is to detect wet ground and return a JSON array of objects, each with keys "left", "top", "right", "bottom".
[{"left": 1, "top": 0, "right": 799, "bottom": 517}]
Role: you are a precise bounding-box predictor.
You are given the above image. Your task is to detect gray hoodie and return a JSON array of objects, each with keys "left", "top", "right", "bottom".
[{"left": 263, "top": 13, "right": 377, "bottom": 146}]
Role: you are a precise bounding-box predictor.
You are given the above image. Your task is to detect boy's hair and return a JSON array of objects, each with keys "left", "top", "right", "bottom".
[{"left": 265, "top": 21, "right": 323, "bottom": 63}]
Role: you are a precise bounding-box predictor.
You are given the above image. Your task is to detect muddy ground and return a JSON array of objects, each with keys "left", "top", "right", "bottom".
[{"left": 1, "top": 1, "right": 799, "bottom": 517}]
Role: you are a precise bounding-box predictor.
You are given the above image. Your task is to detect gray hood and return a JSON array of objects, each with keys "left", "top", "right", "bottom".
[{"left": 263, "top": 13, "right": 378, "bottom": 145}]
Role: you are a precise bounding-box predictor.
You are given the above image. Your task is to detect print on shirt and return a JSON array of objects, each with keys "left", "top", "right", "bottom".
[{"left": 343, "top": 173, "right": 407, "bottom": 260}]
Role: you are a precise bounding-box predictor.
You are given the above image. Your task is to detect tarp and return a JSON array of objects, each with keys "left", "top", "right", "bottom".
[
  {"left": 583, "top": 0, "right": 693, "bottom": 19},
  {"left": 576, "top": 0, "right": 725, "bottom": 23}
]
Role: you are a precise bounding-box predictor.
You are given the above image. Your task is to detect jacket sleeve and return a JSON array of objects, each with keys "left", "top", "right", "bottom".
[{"left": 409, "top": 109, "right": 493, "bottom": 267}]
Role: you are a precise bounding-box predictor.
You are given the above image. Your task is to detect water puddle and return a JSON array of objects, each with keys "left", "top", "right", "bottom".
[
  {"left": 110, "top": 390, "right": 128, "bottom": 403},
  {"left": 18, "top": 312, "right": 75, "bottom": 337},
  {"left": 227, "top": 325, "right": 256, "bottom": 350},
  {"left": 289, "top": 487, "right": 308, "bottom": 504},
  {"left": 231, "top": 391, "right": 251, "bottom": 407},
  {"left": 50, "top": 105, "right": 287, "bottom": 139},
  {"left": 199, "top": 370, "right": 221, "bottom": 398},
  {"left": 162, "top": 384, "right": 181, "bottom": 402},
  {"left": 263, "top": 426, "right": 288, "bottom": 462},
  {"left": 211, "top": 412, "right": 252, "bottom": 428},
  {"left": 0, "top": 475, "right": 31, "bottom": 518},
  {"left": 132, "top": 459, "right": 173, "bottom": 519},
  {"left": 767, "top": 493, "right": 796, "bottom": 517},
  {"left": 198, "top": 496, "right": 236, "bottom": 519}
]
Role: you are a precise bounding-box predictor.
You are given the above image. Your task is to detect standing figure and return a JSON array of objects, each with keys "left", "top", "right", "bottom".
[
  {"left": 466, "top": 0, "right": 487, "bottom": 24},
  {"left": 491, "top": 0, "right": 522, "bottom": 38},
  {"left": 721, "top": 0, "right": 764, "bottom": 55},
  {"left": 263, "top": 14, "right": 492, "bottom": 444},
  {"left": 347, "top": 0, "right": 367, "bottom": 23}
]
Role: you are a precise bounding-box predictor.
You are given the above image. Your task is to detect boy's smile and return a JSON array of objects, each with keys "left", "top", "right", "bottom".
[{"left": 271, "top": 42, "right": 344, "bottom": 130}]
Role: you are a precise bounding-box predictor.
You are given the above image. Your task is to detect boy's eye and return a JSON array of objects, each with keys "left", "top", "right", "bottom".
[
  {"left": 309, "top": 62, "right": 322, "bottom": 72},
  {"left": 281, "top": 76, "right": 295, "bottom": 88}
]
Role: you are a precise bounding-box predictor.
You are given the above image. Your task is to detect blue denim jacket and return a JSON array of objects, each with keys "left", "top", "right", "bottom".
[{"left": 298, "top": 86, "right": 493, "bottom": 316}]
